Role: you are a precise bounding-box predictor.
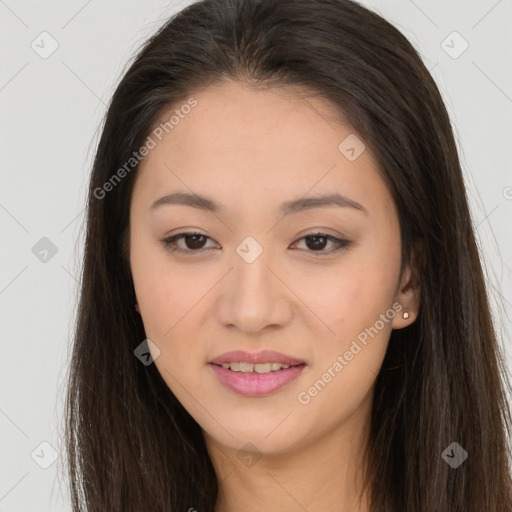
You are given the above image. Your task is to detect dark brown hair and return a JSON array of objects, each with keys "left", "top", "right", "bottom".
[{"left": 65, "top": 0, "right": 512, "bottom": 510}]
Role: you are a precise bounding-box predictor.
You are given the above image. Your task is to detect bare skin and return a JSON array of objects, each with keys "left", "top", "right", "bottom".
[{"left": 129, "top": 80, "right": 421, "bottom": 512}]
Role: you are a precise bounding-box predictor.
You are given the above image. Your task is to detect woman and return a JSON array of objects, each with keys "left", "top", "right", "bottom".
[{"left": 65, "top": 0, "right": 512, "bottom": 510}]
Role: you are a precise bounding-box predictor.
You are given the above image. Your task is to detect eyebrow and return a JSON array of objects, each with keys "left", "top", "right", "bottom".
[{"left": 150, "top": 191, "right": 368, "bottom": 216}]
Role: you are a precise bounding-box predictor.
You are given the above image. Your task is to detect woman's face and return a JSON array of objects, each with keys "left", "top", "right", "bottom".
[{"left": 129, "top": 80, "right": 415, "bottom": 455}]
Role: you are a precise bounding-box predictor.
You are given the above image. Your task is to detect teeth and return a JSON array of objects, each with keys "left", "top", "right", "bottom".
[
  {"left": 220, "top": 362, "right": 293, "bottom": 373},
  {"left": 240, "top": 362, "right": 254, "bottom": 373}
]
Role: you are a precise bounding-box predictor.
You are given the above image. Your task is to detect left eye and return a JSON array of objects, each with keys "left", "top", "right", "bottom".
[
  {"left": 162, "top": 232, "right": 350, "bottom": 254},
  {"left": 290, "top": 233, "right": 350, "bottom": 253}
]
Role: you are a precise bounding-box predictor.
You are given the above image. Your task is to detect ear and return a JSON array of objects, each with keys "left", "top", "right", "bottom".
[{"left": 392, "top": 240, "right": 423, "bottom": 329}]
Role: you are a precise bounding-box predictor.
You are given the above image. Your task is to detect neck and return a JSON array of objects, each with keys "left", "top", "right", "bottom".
[{"left": 204, "top": 405, "right": 372, "bottom": 512}]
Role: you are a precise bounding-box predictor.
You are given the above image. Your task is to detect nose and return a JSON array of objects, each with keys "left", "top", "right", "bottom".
[{"left": 215, "top": 247, "right": 293, "bottom": 335}]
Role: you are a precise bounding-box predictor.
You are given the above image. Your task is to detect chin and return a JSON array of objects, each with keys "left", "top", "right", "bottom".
[{"left": 204, "top": 419, "right": 303, "bottom": 455}]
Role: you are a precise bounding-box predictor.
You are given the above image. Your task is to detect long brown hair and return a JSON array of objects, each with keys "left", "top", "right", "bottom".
[{"left": 65, "top": 0, "right": 512, "bottom": 510}]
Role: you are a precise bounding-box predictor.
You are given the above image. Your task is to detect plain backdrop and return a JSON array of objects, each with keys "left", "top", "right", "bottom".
[{"left": 1, "top": 0, "right": 511, "bottom": 510}]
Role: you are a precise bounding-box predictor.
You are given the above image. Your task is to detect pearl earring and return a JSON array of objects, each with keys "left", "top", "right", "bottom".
[{"left": 402, "top": 311, "right": 410, "bottom": 319}]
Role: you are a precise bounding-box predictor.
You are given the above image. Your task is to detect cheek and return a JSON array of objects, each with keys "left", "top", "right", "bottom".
[
  {"left": 298, "top": 243, "right": 399, "bottom": 380},
  {"left": 298, "top": 254, "right": 397, "bottom": 336},
  {"left": 296, "top": 274, "right": 394, "bottom": 424},
  {"left": 131, "top": 237, "right": 202, "bottom": 337}
]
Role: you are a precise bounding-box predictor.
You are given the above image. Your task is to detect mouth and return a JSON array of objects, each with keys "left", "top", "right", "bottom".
[
  {"left": 209, "top": 349, "right": 306, "bottom": 367},
  {"left": 211, "top": 361, "right": 306, "bottom": 373},
  {"left": 208, "top": 361, "right": 307, "bottom": 397}
]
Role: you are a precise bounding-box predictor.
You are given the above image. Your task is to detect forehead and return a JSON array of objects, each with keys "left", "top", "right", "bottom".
[
  {"left": 132, "top": 80, "right": 389, "bottom": 216},
  {"left": 143, "top": 80, "right": 362, "bottom": 161}
]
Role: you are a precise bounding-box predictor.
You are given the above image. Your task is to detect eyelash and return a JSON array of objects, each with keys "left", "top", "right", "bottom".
[{"left": 162, "top": 231, "right": 351, "bottom": 255}]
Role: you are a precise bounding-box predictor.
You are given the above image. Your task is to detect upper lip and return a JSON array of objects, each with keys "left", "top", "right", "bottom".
[{"left": 209, "top": 350, "right": 306, "bottom": 366}]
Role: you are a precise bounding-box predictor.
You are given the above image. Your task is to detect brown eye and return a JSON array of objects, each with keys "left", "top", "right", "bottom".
[
  {"left": 163, "top": 232, "right": 216, "bottom": 253},
  {"left": 182, "top": 234, "right": 207, "bottom": 250},
  {"left": 162, "top": 231, "right": 350, "bottom": 255},
  {"left": 304, "top": 234, "right": 329, "bottom": 250},
  {"left": 291, "top": 233, "right": 351, "bottom": 254}
]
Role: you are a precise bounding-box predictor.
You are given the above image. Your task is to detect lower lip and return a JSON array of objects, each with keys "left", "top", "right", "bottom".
[{"left": 209, "top": 363, "right": 306, "bottom": 397}]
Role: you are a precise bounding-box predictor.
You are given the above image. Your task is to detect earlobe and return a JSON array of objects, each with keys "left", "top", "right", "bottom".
[
  {"left": 392, "top": 301, "right": 417, "bottom": 329},
  {"left": 393, "top": 305, "right": 416, "bottom": 329}
]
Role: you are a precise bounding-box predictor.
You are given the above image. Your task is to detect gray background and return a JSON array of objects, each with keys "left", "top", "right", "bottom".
[{"left": 1, "top": 0, "right": 511, "bottom": 510}]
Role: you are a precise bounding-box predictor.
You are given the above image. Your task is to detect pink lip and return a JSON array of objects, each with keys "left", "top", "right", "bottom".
[
  {"left": 209, "top": 350, "right": 306, "bottom": 366},
  {"left": 209, "top": 363, "right": 306, "bottom": 397}
]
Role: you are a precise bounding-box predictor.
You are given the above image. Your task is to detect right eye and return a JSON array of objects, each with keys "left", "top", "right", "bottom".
[{"left": 162, "top": 231, "right": 219, "bottom": 253}]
